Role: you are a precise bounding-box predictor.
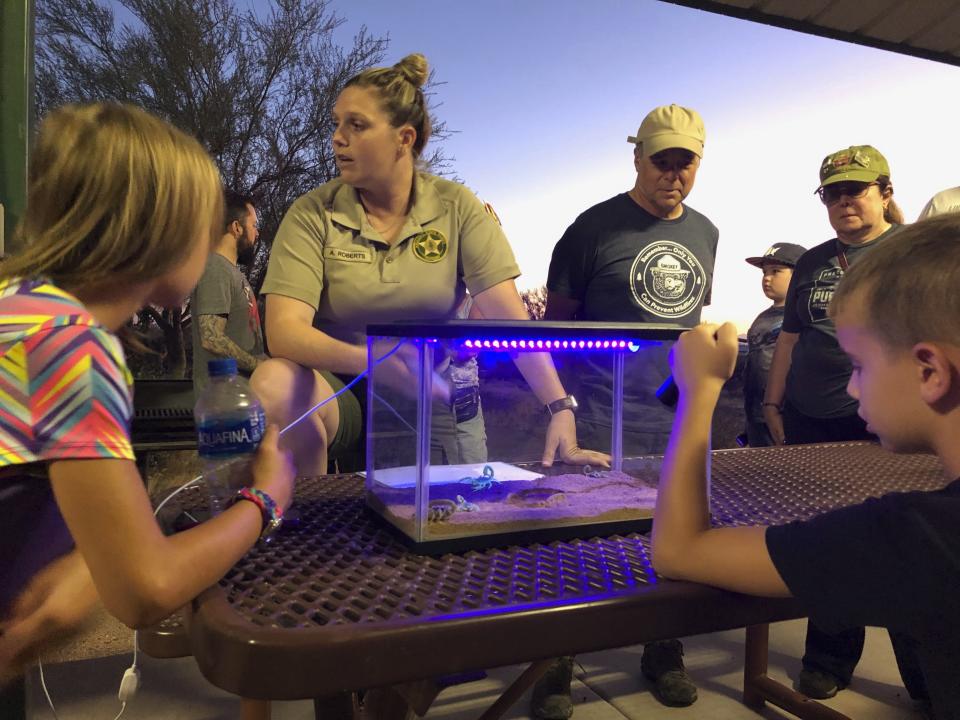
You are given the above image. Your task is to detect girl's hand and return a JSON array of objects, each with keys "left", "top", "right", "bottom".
[
  {"left": 0, "top": 551, "right": 99, "bottom": 685},
  {"left": 251, "top": 425, "right": 296, "bottom": 511},
  {"left": 541, "top": 411, "right": 611, "bottom": 468},
  {"left": 670, "top": 322, "right": 739, "bottom": 398}
]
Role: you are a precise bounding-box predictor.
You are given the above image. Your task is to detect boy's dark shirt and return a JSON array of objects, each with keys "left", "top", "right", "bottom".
[
  {"left": 766, "top": 478, "right": 960, "bottom": 717},
  {"left": 782, "top": 225, "right": 899, "bottom": 418},
  {"left": 744, "top": 305, "right": 784, "bottom": 424}
]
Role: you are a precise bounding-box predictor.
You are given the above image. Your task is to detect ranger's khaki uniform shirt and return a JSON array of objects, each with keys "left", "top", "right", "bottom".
[{"left": 262, "top": 173, "right": 520, "bottom": 344}]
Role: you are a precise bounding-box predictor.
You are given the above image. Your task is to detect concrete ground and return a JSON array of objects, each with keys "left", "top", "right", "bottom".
[{"left": 25, "top": 618, "right": 922, "bottom": 719}]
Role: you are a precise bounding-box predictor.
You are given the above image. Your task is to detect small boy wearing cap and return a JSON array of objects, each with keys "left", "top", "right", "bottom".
[{"left": 742, "top": 243, "right": 805, "bottom": 447}]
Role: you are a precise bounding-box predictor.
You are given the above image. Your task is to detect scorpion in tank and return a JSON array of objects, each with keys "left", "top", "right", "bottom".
[{"left": 458, "top": 464, "right": 499, "bottom": 492}]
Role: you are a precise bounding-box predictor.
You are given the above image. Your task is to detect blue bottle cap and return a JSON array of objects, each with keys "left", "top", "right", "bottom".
[{"left": 208, "top": 358, "right": 238, "bottom": 376}]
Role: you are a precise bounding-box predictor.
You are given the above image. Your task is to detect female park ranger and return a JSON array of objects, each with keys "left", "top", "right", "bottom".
[{"left": 253, "top": 53, "right": 607, "bottom": 476}]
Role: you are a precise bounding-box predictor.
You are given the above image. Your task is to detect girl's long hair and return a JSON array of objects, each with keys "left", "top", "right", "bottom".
[{"left": 1, "top": 103, "right": 223, "bottom": 293}]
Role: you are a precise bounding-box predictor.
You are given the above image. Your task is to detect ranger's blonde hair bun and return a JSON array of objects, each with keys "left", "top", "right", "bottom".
[
  {"left": 345, "top": 53, "right": 432, "bottom": 158},
  {"left": 394, "top": 53, "right": 429, "bottom": 89}
]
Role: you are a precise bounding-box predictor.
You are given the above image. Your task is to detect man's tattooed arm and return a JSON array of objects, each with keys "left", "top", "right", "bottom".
[{"left": 197, "top": 314, "right": 261, "bottom": 373}]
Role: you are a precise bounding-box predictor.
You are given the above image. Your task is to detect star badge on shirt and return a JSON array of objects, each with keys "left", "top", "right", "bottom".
[{"left": 412, "top": 229, "right": 448, "bottom": 263}]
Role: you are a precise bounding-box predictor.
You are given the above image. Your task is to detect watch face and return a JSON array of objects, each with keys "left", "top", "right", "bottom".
[{"left": 262, "top": 517, "right": 284, "bottom": 542}]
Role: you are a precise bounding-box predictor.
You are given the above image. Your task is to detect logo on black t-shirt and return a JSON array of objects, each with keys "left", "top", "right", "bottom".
[
  {"left": 630, "top": 242, "right": 707, "bottom": 319},
  {"left": 808, "top": 267, "right": 843, "bottom": 323}
]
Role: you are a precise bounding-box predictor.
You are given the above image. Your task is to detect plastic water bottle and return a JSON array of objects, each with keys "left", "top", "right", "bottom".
[{"left": 194, "top": 358, "right": 266, "bottom": 514}]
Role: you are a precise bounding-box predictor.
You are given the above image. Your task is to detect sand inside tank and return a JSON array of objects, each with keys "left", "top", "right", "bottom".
[{"left": 369, "top": 457, "right": 661, "bottom": 539}]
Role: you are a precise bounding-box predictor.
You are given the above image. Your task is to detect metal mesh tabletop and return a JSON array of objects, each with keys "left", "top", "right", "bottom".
[
  {"left": 709, "top": 442, "right": 945, "bottom": 525},
  {"left": 180, "top": 443, "right": 945, "bottom": 699},
  {"left": 221, "top": 481, "right": 657, "bottom": 629}
]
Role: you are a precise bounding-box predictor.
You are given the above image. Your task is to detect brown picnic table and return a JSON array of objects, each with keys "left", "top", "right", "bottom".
[{"left": 142, "top": 442, "right": 947, "bottom": 720}]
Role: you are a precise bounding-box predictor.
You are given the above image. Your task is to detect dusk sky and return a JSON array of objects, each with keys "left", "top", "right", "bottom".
[{"left": 317, "top": 0, "right": 960, "bottom": 328}]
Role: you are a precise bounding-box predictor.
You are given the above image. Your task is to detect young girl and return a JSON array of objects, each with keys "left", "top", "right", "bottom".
[{"left": 0, "top": 103, "right": 295, "bottom": 688}]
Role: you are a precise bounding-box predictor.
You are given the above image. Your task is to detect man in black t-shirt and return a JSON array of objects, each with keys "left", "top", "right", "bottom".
[
  {"left": 546, "top": 104, "right": 718, "bottom": 457},
  {"left": 651, "top": 217, "right": 960, "bottom": 720},
  {"left": 536, "top": 105, "right": 718, "bottom": 714}
]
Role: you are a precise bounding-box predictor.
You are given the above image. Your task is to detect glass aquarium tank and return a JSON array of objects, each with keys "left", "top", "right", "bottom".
[{"left": 364, "top": 320, "right": 683, "bottom": 553}]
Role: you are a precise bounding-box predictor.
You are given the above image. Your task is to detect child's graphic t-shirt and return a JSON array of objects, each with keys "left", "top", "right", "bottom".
[
  {"left": 0, "top": 277, "right": 134, "bottom": 613},
  {"left": 744, "top": 305, "right": 785, "bottom": 424}
]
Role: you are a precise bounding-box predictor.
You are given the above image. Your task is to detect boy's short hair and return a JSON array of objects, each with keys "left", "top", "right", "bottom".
[{"left": 830, "top": 215, "right": 960, "bottom": 349}]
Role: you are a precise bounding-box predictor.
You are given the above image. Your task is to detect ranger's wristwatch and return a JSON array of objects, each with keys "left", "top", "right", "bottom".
[
  {"left": 545, "top": 394, "right": 578, "bottom": 416},
  {"left": 235, "top": 487, "right": 284, "bottom": 542}
]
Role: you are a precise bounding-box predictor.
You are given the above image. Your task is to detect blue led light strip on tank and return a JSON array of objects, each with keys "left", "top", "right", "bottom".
[{"left": 460, "top": 338, "right": 654, "bottom": 352}]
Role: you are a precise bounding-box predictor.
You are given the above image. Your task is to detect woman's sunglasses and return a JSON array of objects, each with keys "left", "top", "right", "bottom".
[{"left": 817, "top": 182, "right": 878, "bottom": 205}]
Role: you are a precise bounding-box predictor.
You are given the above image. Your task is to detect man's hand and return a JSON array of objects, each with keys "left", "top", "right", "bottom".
[
  {"left": 0, "top": 550, "right": 100, "bottom": 685},
  {"left": 670, "top": 322, "right": 739, "bottom": 400},
  {"left": 541, "top": 410, "right": 612, "bottom": 468}
]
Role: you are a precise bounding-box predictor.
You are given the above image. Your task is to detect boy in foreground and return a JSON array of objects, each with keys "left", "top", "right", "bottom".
[{"left": 651, "top": 215, "right": 960, "bottom": 717}]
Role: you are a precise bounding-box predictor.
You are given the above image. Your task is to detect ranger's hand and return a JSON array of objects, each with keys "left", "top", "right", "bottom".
[
  {"left": 541, "top": 410, "right": 611, "bottom": 468},
  {"left": 373, "top": 340, "right": 451, "bottom": 404}
]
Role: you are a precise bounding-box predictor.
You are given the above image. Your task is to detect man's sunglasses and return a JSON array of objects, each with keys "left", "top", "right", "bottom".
[{"left": 817, "top": 182, "right": 878, "bottom": 205}]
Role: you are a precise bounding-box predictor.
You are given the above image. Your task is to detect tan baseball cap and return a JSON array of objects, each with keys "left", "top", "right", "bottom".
[{"left": 627, "top": 104, "right": 705, "bottom": 158}]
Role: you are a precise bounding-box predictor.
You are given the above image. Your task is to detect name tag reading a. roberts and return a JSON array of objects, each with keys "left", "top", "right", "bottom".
[{"left": 324, "top": 247, "right": 373, "bottom": 263}]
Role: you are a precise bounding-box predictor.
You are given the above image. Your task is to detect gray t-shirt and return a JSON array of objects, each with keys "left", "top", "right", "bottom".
[
  {"left": 191, "top": 253, "right": 264, "bottom": 391},
  {"left": 547, "top": 194, "right": 718, "bottom": 433},
  {"left": 744, "top": 305, "right": 784, "bottom": 424}
]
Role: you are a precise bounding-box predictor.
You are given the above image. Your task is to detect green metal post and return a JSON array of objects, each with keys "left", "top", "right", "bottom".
[{"left": 0, "top": 0, "right": 35, "bottom": 256}]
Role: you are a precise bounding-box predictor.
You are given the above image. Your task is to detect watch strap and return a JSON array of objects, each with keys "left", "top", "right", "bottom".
[{"left": 545, "top": 395, "right": 578, "bottom": 415}]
